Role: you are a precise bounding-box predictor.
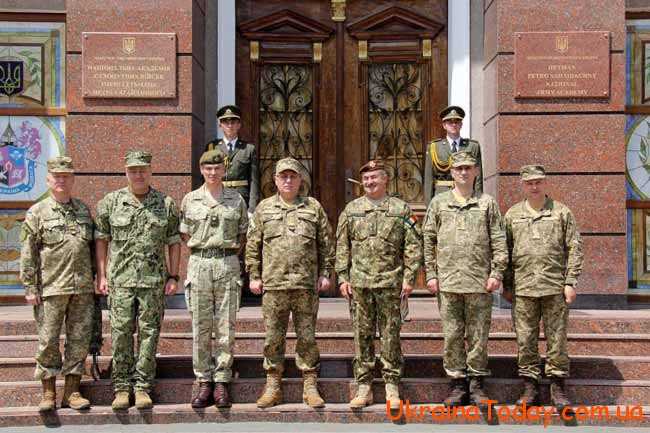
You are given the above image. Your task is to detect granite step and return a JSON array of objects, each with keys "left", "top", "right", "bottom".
[
  {"left": 3, "top": 332, "right": 650, "bottom": 358},
  {"left": 0, "top": 377, "right": 648, "bottom": 407},
  {"left": 1, "top": 354, "right": 648, "bottom": 382},
  {"left": 1, "top": 403, "right": 649, "bottom": 429}
]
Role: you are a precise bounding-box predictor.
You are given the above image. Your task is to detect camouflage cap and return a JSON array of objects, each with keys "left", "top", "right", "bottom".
[
  {"left": 199, "top": 149, "right": 225, "bottom": 165},
  {"left": 124, "top": 150, "right": 152, "bottom": 167},
  {"left": 275, "top": 157, "right": 303, "bottom": 175},
  {"left": 47, "top": 156, "right": 74, "bottom": 173},
  {"left": 451, "top": 151, "right": 477, "bottom": 168},
  {"left": 440, "top": 105, "right": 465, "bottom": 121},
  {"left": 520, "top": 164, "right": 546, "bottom": 181},
  {"left": 359, "top": 159, "right": 385, "bottom": 175},
  {"left": 217, "top": 105, "right": 241, "bottom": 121}
]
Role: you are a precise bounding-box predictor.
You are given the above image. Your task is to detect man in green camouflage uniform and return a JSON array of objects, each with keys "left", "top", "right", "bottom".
[
  {"left": 503, "top": 165, "right": 584, "bottom": 408},
  {"left": 246, "top": 157, "right": 334, "bottom": 409},
  {"left": 423, "top": 151, "right": 507, "bottom": 407},
  {"left": 336, "top": 160, "right": 422, "bottom": 409},
  {"left": 423, "top": 105, "right": 483, "bottom": 204},
  {"left": 95, "top": 150, "right": 181, "bottom": 410},
  {"left": 181, "top": 149, "right": 248, "bottom": 408},
  {"left": 20, "top": 156, "right": 94, "bottom": 412}
]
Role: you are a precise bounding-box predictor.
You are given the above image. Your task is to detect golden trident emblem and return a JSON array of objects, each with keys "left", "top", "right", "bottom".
[
  {"left": 555, "top": 35, "right": 569, "bottom": 54},
  {"left": 122, "top": 37, "right": 136, "bottom": 55}
]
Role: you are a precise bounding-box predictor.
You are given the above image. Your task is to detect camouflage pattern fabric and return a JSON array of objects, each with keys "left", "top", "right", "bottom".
[
  {"left": 423, "top": 190, "right": 508, "bottom": 293},
  {"left": 351, "top": 287, "right": 402, "bottom": 385},
  {"left": 109, "top": 286, "right": 165, "bottom": 392},
  {"left": 335, "top": 195, "right": 422, "bottom": 288},
  {"left": 438, "top": 291, "right": 492, "bottom": 378},
  {"left": 33, "top": 293, "right": 94, "bottom": 379},
  {"left": 512, "top": 294, "right": 570, "bottom": 380},
  {"left": 261, "top": 289, "right": 319, "bottom": 373},
  {"left": 20, "top": 197, "right": 94, "bottom": 297},
  {"left": 504, "top": 197, "right": 584, "bottom": 296},
  {"left": 95, "top": 187, "right": 181, "bottom": 288},
  {"left": 245, "top": 194, "right": 334, "bottom": 290}
]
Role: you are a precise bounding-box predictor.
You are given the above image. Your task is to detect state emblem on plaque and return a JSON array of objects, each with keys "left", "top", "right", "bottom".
[
  {"left": 122, "top": 37, "right": 136, "bottom": 55},
  {"left": 0, "top": 61, "right": 23, "bottom": 97},
  {"left": 555, "top": 35, "right": 569, "bottom": 53}
]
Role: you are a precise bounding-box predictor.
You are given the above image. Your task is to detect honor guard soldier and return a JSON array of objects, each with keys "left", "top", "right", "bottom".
[
  {"left": 423, "top": 151, "right": 507, "bottom": 407},
  {"left": 181, "top": 149, "right": 248, "bottom": 408},
  {"left": 205, "top": 105, "right": 260, "bottom": 211},
  {"left": 95, "top": 150, "right": 181, "bottom": 411},
  {"left": 503, "top": 165, "right": 584, "bottom": 409},
  {"left": 424, "top": 105, "right": 483, "bottom": 204},
  {"left": 20, "top": 156, "right": 94, "bottom": 412},
  {"left": 335, "top": 160, "right": 422, "bottom": 410}
]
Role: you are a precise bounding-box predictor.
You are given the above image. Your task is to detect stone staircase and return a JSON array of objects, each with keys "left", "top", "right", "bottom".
[{"left": 1, "top": 300, "right": 650, "bottom": 427}]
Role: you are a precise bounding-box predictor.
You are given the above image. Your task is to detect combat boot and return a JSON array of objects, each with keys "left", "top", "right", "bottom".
[
  {"left": 516, "top": 377, "right": 540, "bottom": 406},
  {"left": 550, "top": 377, "right": 571, "bottom": 408},
  {"left": 135, "top": 390, "right": 153, "bottom": 409},
  {"left": 349, "top": 383, "right": 373, "bottom": 409},
  {"left": 302, "top": 371, "right": 325, "bottom": 408},
  {"left": 443, "top": 378, "right": 468, "bottom": 407},
  {"left": 111, "top": 391, "right": 131, "bottom": 411},
  {"left": 385, "top": 383, "right": 401, "bottom": 409},
  {"left": 61, "top": 375, "right": 90, "bottom": 410},
  {"left": 256, "top": 371, "right": 282, "bottom": 408},
  {"left": 469, "top": 376, "right": 490, "bottom": 406},
  {"left": 38, "top": 377, "right": 56, "bottom": 412}
]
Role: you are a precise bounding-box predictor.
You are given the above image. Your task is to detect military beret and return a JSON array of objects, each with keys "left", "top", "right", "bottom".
[
  {"left": 359, "top": 159, "right": 385, "bottom": 175},
  {"left": 520, "top": 164, "right": 546, "bottom": 181},
  {"left": 200, "top": 149, "right": 225, "bottom": 165},
  {"left": 440, "top": 105, "right": 465, "bottom": 121},
  {"left": 124, "top": 150, "right": 152, "bottom": 167},
  {"left": 47, "top": 156, "right": 74, "bottom": 173},
  {"left": 217, "top": 105, "right": 241, "bottom": 121},
  {"left": 451, "top": 151, "right": 477, "bottom": 168},
  {"left": 275, "top": 157, "right": 303, "bottom": 175}
]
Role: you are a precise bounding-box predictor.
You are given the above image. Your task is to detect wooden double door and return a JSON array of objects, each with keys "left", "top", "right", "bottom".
[{"left": 235, "top": 0, "right": 449, "bottom": 223}]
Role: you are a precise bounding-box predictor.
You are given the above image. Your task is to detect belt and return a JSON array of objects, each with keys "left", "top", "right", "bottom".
[
  {"left": 191, "top": 248, "right": 239, "bottom": 258},
  {"left": 434, "top": 180, "right": 454, "bottom": 187},
  {"left": 223, "top": 180, "right": 249, "bottom": 187}
]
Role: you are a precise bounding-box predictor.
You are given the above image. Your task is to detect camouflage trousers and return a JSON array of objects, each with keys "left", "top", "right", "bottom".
[
  {"left": 438, "top": 291, "right": 492, "bottom": 378},
  {"left": 352, "top": 287, "right": 402, "bottom": 385},
  {"left": 512, "top": 294, "right": 569, "bottom": 380},
  {"left": 109, "top": 286, "right": 165, "bottom": 392},
  {"left": 33, "top": 293, "right": 94, "bottom": 380},
  {"left": 186, "top": 254, "right": 240, "bottom": 383},
  {"left": 262, "top": 289, "right": 319, "bottom": 374}
]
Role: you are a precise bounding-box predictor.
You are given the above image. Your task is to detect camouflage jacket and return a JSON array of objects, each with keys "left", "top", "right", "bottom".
[
  {"left": 423, "top": 137, "right": 483, "bottom": 204},
  {"left": 423, "top": 190, "right": 507, "bottom": 293},
  {"left": 504, "top": 197, "right": 584, "bottom": 297},
  {"left": 20, "top": 196, "right": 94, "bottom": 297},
  {"left": 205, "top": 138, "right": 259, "bottom": 210},
  {"left": 335, "top": 196, "right": 422, "bottom": 288},
  {"left": 95, "top": 187, "right": 180, "bottom": 288},
  {"left": 180, "top": 185, "right": 248, "bottom": 250},
  {"left": 245, "top": 194, "right": 334, "bottom": 290}
]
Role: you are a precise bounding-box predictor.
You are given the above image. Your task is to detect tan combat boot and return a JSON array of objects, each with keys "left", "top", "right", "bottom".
[
  {"left": 385, "top": 383, "right": 401, "bottom": 409},
  {"left": 302, "top": 371, "right": 325, "bottom": 408},
  {"left": 256, "top": 371, "right": 282, "bottom": 408},
  {"left": 134, "top": 390, "right": 153, "bottom": 409},
  {"left": 38, "top": 377, "right": 57, "bottom": 412},
  {"left": 61, "top": 375, "right": 91, "bottom": 410},
  {"left": 349, "top": 383, "right": 373, "bottom": 409},
  {"left": 111, "top": 391, "right": 131, "bottom": 411}
]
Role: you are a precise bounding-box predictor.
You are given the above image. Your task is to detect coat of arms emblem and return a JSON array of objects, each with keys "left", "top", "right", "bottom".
[
  {"left": 555, "top": 35, "right": 569, "bottom": 54},
  {"left": 122, "top": 37, "right": 136, "bottom": 55},
  {"left": 0, "top": 61, "right": 23, "bottom": 97}
]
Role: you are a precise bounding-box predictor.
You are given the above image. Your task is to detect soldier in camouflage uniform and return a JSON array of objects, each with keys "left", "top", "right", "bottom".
[
  {"left": 503, "top": 165, "right": 584, "bottom": 408},
  {"left": 423, "top": 105, "right": 483, "bottom": 204},
  {"left": 95, "top": 150, "right": 181, "bottom": 411},
  {"left": 246, "top": 157, "right": 334, "bottom": 409},
  {"left": 20, "top": 156, "right": 94, "bottom": 412},
  {"left": 423, "top": 151, "right": 507, "bottom": 407},
  {"left": 180, "top": 149, "right": 248, "bottom": 408},
  {"left": 336, "top": 160, "right": 421, "bottom": 409}
]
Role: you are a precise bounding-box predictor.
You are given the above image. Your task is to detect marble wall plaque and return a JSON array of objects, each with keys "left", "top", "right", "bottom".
[
  {"left": 514, "top": 31, "right": 610, "bottom": 99},
  {"left": 82, "top": 32, "right": 176, "bottom": 98}
]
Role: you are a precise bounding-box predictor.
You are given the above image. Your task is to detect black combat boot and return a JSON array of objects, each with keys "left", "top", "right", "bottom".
[
  {"left": 468, "top": 376, "right": 491, "bottom": 406},
  {"left": 550, "top": 377, "right": 571, "bottom": 408},
  {"left": 443, "top": 378, "right": 468, "bottom": 407},
  {"left": 516, "top": 377, "right": 540, "bottom": 406}
]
